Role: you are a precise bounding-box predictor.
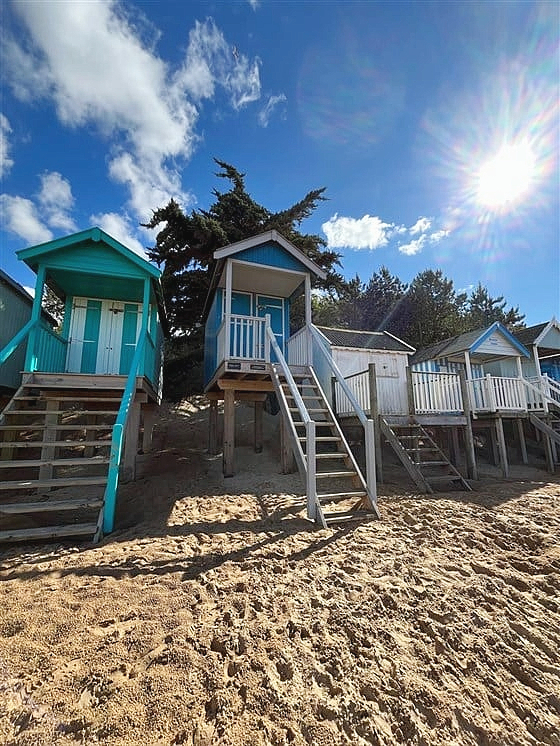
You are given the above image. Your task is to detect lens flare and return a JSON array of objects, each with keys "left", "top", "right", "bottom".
[{"left": 476, "top": 140, "right": 537, "bottom": 210}]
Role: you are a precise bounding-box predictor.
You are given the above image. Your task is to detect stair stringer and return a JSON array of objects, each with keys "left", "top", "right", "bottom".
[
  {"left": 0, "top": 379, "right": 126, "bottom": 543},
  {"left": 380, "top": 417, "right": 433, "bottom": 493},
  {"left": 306, "top": 366, "right": 379, "bottom": 517}
]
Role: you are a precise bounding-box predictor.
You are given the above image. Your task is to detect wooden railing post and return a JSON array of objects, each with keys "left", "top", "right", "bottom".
[
  {"left": 264, "top": 314, "right": 271, "bottom": 362},
  {"left": 406, "top": 367, "right": 415, "bottom": 415},
  {"left": 459, "top": 370, "right": 478, "bottom": 480},
  {"left": 368, "top": 363, "right": 383, "bottom": 483},
  {"left": 306, "top": 420, "right": 316, "bottom": 521}
]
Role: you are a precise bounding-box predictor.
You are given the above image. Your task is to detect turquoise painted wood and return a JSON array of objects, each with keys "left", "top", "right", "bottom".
[
  {"left": 256, "top": 295, "right": 284, "bottom": 360},
  {"left": 119, "top": 303, "right": 139, "bottom": 375},
  {"left": 234, "top": 242, "right": 310, "bottom": 273},
  {"left": 81, "top": 300, "right": 102, "bottom": 374}
]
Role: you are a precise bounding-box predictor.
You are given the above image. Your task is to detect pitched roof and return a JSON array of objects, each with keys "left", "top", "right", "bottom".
[
  {"left": 515, "top": 320, "right": 558, "bottom": 347},
  {"left": 410, "top": 322, "right": 529, "bottom": 364},
  {"left": 317, "top": 326, "right": 414, "bottom": 353}
]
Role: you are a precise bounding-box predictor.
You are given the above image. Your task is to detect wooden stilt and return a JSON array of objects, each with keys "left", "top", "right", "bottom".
[
  {"left": 489, "top": 424, "right": 499, "bottom": 466},
  {"left": 223, "top": 388, "right": 235, "bottom": 477},
  {"left": 122, "top": 401, "right": 141, "bottom": 482},
  {"left": 141, "top": 403, "right": 158, "bottom": 453},
  {"left": 254, "top": 400, "right": 263, "bottom": 453},
  {"left": 38, "top": 398, "right": 60, "bottom": 489},
  {"left": 543, "top": 432, "right": 555, "bottom": 473},
  {"left": 368, "top": 363, "right": 383, "bottom": 483},
  {"left": 280, "top": 414, "right": 295, "bottom": 473},
  {"left": 450, "top": 426, "right": 460, "bottom": 466},
  {"left": 516, "top": 418, "right": 528, "bottom": 464},
  {"left": 459, "top": 371, "right": 477, "bottom": 480},
  {"left": 495, "top": 417, "right": 509, "bottom": 478},
  {"left": 208, "top": 399, "right": 219, "bottom": 455}
]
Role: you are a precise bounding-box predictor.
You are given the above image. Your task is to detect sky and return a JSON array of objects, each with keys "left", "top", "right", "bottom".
[{"left": 1, "top": 0, "right": 558, "bottom": 327}]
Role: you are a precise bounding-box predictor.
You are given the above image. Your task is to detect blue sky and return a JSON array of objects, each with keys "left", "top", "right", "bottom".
[{"left": 1, "top": 0, "right": 558, "bottom": 326}]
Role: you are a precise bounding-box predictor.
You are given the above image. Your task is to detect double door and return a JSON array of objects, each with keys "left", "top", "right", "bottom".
[{"left": 66, "top": 298, "right": 141, "bottom": 375}]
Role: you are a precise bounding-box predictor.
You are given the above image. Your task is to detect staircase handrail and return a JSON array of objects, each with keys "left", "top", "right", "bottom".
[
  {"left": 519, "top": 376, "right": 554, "bottom": 413},
  {"left": 265, "top": 324, "right": 319, "bottom": 521},
  {"left": 103, "top": 334, "right": 147, "bottom": 534},
  {"left": 542, "top": 374, "right": 560, "bottom": 405},
  {"left": 266, "top": 325, "right": 311, "bottom": 426},
  {"left": 0, "top": 319, "right": 35, "bottom": 366},
  {"left": 309, "top": 324, "right": 377, "bottom": 493}
]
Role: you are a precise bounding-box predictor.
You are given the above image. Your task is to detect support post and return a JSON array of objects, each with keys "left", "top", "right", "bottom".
[
  {"left": 208, "top": 399, "right": 219, "bottom": 455},
  {"left": 254, "top": 400, "right": 263, "bottom": 453},
  {"left": 450, "top": 426, "right": 460, "bottom": 466},
  {"left": 368, "top": 363, "right": 383, "bottom": 483},
  {"left": 141, "top": 403, "right": 158, "bottom": 453},
  {"left": 280, "top": 414, "right": 296, "bottom": 473},
  {"left": 122, "top": 400, "right": 141, "bottom": 482},
  {"left": 516, "top": 418, "right": 528, "bottom": 464},
  {"left": 306, "top": 419, "right": 316, "bottom": 521},
  {"left": 38, "top": 398, "right": 59, "bottom": 489},
  {"left": 459, "top": 370, "right": 477, "bottom": 480},
  {"left": 25, "top": 264, "right": 46, "bottom": 372},
  {"left": 495, "top": 416, "right": 509, "bottom": 478},
  {"left": 223, "top": 388, "right": 235, "bottom": 477},
  {"left": 406, "top": 367, "right": 415, "bottom": 416}
]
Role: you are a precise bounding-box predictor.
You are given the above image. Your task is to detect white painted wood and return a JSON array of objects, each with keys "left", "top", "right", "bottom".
[{"left": 65, "top": 298, "right": 87, "bottom": 373}]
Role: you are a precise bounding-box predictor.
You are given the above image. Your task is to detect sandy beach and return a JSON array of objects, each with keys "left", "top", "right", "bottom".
[{"left": 1, "top": 399, "right": 559, "bottom": 745}]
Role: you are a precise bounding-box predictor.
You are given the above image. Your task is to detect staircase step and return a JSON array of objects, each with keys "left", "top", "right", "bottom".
[
  {"left": 317, "top": 491, "right": 367, "bottom": 501},
  {"left": 323, "top": 510, "right": 375, "bottom": 525},
  {"left": 14, "top": 396, "right": 120, "bottom": 403},
  {"left": 0, "top": 476, "right": 108, "bottom": 490},
  {"left": 410, "top": 460, "right": 449, "bottom": 466},
  {"left": 289, "top": 407, "right": 329, "bottom": 414},
  {"left": 298, "top": 436, "right": 341, "bottom": 442},
  {"left": 3, "top": 410, "right": 118, "bottom": 418},
  {"left": 315, "top": 453, "right": 346, "bottom": 460},
  {"left": 0, "top": 523, "right": 99, "bottom": 543},
  {"left": 0, "top": 440, "right": 111, "bottom": 449},
  {"left": 316, "top": 470, "right": 356, "bottom": 479},
  {"left": 0, "top": 424, "right": 113, "bottom": 431},
  {"left": 0, "top": 498, "right": 103, "bottom": 513},
  {"left": 0, "top": 457, "right": 110, "bottom": 468},
  {"left": 426, "top": 475, "right": 464, "bottom": 483}
]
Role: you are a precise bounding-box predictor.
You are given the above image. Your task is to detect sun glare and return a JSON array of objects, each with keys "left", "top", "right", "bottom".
[{"left": 476, "top": 141, "right": 536, "bottom": 210}]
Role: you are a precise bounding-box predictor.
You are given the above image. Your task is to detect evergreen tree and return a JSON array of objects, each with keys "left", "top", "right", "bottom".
[
  {"left": 464, "top": 282, "right": 525, "bottom": 331},
  {"left": 403, "top": 269, "right": 467, "bottom": 349}
]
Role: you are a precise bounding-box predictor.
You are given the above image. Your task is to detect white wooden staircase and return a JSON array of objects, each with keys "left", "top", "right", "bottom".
[
  {"left": 271, "top": 364, "right": 379, "bottom": 527},
  {"left": 0, "top": 381, "right": 121, "bottom": 543},
  {"left": 381, "top": 418, "right": 472, "bottom": 493}
]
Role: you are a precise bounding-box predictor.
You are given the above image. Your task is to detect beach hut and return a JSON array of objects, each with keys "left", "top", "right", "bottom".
[
  {"left": 0, "top": 269, "right": 57, "bottom": 400},
  {"left": 515, "top": 318, "right": 560, "bottom": 383},
  {"left": 0, "top": 227, "right": 167, "bottom": 543},
  {"left": 202, "top": 230, "right": 379, "bottom": 528}
]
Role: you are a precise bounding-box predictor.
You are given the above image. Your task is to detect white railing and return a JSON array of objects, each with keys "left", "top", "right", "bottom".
[
  {"left": 413, "top": 371, "right": 463, "bottom": 414},
  {"left": 335, "top": 370, "right": 369, "bottom": 415},
  {"left": 286, "top": 325, "right": 310, "bottom": 366},
  {"left": 540, "top": 374, "right": 560, "bottom": 407},
  {"left": 217, "top": 314, "right": 269, "bottom": 364},
  {"left": 468, "top": 375, "right": 527, "bottom": 412},
  {"left": 308, "top": 325, "right": 378, "bottom": 515}
]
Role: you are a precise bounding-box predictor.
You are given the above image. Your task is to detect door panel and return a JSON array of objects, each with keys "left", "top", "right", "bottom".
[
  {"left": 119, "top": 303, "right": 141, "bottom": 374},
  {"left": 256, "top": 296, "right": 284, "bottom": 360},
  {"left": 81, "top": 300, "right": 102, "bottom": 374}
]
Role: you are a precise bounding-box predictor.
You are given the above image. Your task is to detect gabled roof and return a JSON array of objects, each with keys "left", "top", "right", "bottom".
[
  {"left": 0, "top": 268, "right": 57, "bottom": 327},
  {"left": 410, "top": 322, "right": 529, "bottom": 364},
  {"left": 515, "top": 318, "right": 559, "bottom": 347},
  {"left": 213, "top": 230, "right": 327, "bottom": 280},
  {"left": 317, "top": 326, "right": 414, "bottom": 353},
  {"left": 17, "top": 227, "right": 161, "bottom": 279}
]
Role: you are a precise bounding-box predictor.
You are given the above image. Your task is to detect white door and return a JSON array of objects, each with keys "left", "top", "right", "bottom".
[{"left": 96, "top": 301, "right": 125, "bottom": 374}]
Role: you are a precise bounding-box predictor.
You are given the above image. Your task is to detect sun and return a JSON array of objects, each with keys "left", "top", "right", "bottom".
[{"left": 476, "top": 141, "right": 536, "bottom": 210}]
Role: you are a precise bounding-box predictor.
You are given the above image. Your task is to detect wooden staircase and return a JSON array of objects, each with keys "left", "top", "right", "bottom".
[
  {"left": 0, "top": 381, "right": 122, "bottom": 543},
  {"left": 272, "top": 365, "right": 379, "bottom": 527},
  {"left": 381, "top": 418, "right": 472, "bottom": 493}
]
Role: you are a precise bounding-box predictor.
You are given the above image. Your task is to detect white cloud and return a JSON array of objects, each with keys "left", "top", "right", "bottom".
[
  {"left": 38, "top": 171, "right": 77, "bottom": 230},
  {"left": 409, "top": 216, "right": 432, "bottom": 235},
  {"left": 398, "top": 235, "right": 428, "bottom": 256},
  {"left": 90, "top": 211, "right": 148, "bottom": 258},
  {"left": 248, "top": 0, "right": 260, "bottom": 9},
  {"left": 258, "top": 94, "right": 287, "bottom": 127},
  {"left": 0, "top": 194, "right": 53, "bottom": 244},
  {"left": 4, "top": 3, "right": 260, "bottom": 220},
  {"left": 322, "top": 214, "right": 396, "bottom": 250},
  {"left": 0, "top": 114, "right": 14, "bottom": 178}
]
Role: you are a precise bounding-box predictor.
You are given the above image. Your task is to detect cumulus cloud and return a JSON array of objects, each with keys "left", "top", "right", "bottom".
[
  {"left": 38, "top": 171, "right": 77, "bottom": 230},
  {"left": 322, "top": 214, "right": 396, "bottom": 250},
  {"left": 0, "top": 114, "right": 14, "bottom": 178},
  {"left": 90, "top": 211, "right": 148, "bottom": 257},
  {"left": 258, "top": 94, "right": 287, "bottom": 127},
  {"left": 4, "top": 3, "right": 261, "bottom": 220},
  {"left": 0, "top": 194, "right": 52, "bottom": 244},
  {"left": 409, "top": 216, "right": 432, "bottom": 235},
  {"left": 398, "top": 225, "right": 449, "bottom": 255}
]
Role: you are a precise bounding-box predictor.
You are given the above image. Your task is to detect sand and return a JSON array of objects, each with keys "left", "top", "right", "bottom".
[{"left": 1, "top": 398, "right": 559, "bottom": 745}]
